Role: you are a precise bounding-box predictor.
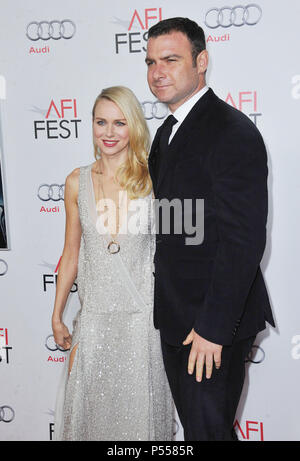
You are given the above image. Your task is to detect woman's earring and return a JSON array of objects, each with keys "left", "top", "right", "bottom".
[{"left": 96, "top": 146, "right": 101, "bottom": 159}]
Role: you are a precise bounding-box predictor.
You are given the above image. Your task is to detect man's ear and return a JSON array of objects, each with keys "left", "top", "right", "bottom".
[{"left": 196, "top": 50, "right": 209, "bottom": 75}]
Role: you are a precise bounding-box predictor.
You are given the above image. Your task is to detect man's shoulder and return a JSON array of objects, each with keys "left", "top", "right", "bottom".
[
  {"left": 208, "top": 91, "right": 262, "bottom": 138},
  {"left": 188, "top": 88, "right": 248, "bottom": 127}
]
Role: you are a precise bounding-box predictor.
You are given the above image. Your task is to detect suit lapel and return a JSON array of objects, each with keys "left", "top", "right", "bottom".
[
  {"left": 156, "top": 126, "right": 185, "bottom": 190},
  {"left": 149, "top": 88, "right": 217, "bottom": 193},
  {"left": 148, "top": 124, "right": 164, "bottom": 191}
]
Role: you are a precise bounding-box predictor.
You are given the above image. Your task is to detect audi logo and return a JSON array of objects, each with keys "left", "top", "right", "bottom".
[
  {"left": 26, "top": 20, "right": 76, "bottom": 41},
  {"left": 38, "top": 184, "right": 65, "bottom": 202},
  {"left": 204, "top": 4, "right": 262, "bottom": 29},
  {"left": 0, "top": 406, "right": 15, "bottom": 423},
  {"left": 0, "top": 259, "right": 8, "bottom": 276},
  {"left": 140, "top": 101, "right": 168, "bottom": 120},
  {"left": 45, "top": 334, "right": 68, "bottom": 352},
  {"left": 245, "top": 345, "right": 265, "bottom": 364}
]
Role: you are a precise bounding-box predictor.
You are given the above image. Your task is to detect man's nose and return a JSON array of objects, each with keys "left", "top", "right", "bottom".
[{"left": 152, "top": 63, "right": 166, "bottom": 80}]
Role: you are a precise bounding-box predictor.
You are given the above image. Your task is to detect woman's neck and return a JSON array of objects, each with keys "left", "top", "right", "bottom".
[{"left": 96, "top": 152, "right": 127, "bottom": 179}]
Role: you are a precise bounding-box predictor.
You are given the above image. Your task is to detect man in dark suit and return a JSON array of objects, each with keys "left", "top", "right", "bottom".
[{"left": 146, "top": 17, "right": 275, "bottom": 441}]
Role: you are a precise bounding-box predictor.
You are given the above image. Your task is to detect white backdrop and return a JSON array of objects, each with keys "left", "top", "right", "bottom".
[{"left": 0, "top": 0, "right": 299, "bottom": 441}]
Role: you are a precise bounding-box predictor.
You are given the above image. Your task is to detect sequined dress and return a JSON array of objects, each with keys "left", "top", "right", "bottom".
[{"left": 54, "top": 163, "right": 173, "bottom": 441}]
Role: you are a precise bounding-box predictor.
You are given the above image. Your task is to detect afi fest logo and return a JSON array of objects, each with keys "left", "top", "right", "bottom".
[
  {"left": 114, "top": 7, "right": 162, "bottom": 54},
  {"left": 225, "top": 90, "right": 262, "bottom": 127},
  {"left": 234, "top": 419, "right": 264, "bottom": 441},
  {"left": 41, "top": 256, "right": 77, "bottom": 293},
  {"left": 33, "top": 98, "right": 81, "bottom": 140},
  {"left": 0, "top": 328, "right": 12, "bottom": 364}
]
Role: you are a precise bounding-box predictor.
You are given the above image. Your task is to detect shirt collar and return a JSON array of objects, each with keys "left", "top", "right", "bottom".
[{"left": 171, "top": 85, "right": 209, "bottom": 124}]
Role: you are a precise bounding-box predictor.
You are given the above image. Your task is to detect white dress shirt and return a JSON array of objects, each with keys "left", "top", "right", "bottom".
[{"left": 168, "top": 85, "right": 209, "bottom": 144}]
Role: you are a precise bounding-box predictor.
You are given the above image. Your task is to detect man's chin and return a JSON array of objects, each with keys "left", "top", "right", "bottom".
[{"left": 151, "top": 88, "right": 172, "bottom": 104}]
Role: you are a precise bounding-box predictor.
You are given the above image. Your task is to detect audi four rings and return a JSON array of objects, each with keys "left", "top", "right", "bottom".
[
  {"left": 45, "top": 334, "right": 69, "bottom": 352},
  {"left": 0, "top": 259, "right": 8, "bottom": 276},
  {"left": 38, "top": 184, "right": 65, "bottom": 202},
  {"left": 26, "top": 20, "right": 76, "bottom": 41},
  {"left": 245, "top": 345, "right": 265, "bottom": 364},
  {"left": 141, "top": 101, "right": 168, "bottom": 120},
  {"left": 0, "top": 406, "right": 15, "bottom": 423},
  {"left": 205, "top": 4, "right": 262, "bottom": 29}
]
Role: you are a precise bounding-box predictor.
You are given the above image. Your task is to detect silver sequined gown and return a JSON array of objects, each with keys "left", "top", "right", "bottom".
[{"left": 54, "top": 163, "right": 173, "bottom": 441}]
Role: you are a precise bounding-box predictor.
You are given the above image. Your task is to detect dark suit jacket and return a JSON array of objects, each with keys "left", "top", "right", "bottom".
[{"left": 148, "top": 88, "right": 275, "bottom": 346}]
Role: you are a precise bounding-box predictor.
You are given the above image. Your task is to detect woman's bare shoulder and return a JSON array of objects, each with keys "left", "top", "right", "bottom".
[
  {"left": 65, "top": 167, "right": 81, "bottom": 198},
  {"left": 67, "top": 166, "right": 80, "bottom": 180}
]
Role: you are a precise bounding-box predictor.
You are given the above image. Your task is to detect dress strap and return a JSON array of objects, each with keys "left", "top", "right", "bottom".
[{"left": 77, "top": 164, "right": 97, "bottom": 225}]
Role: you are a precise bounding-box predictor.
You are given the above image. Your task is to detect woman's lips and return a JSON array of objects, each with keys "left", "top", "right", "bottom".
[{"left": 102, "top": 140, "right": 119, "bottom": 147}]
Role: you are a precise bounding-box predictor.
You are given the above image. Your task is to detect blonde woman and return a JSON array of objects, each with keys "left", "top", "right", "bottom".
[{"left": 51, "top": 86, "right": 173, "bottom": 441}]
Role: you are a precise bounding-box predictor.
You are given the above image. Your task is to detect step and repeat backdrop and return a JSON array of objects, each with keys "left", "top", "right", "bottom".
[{"left": 0, "top": 0, "right": 299, "bottom": 441}]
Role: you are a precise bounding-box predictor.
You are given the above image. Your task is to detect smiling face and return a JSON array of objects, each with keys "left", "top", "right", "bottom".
[
  {"left": 93, "top": 98, "right": 130, "bottom": 158},
  {"left": 146, "top": 31, "right": 208, "bottom": 112}
]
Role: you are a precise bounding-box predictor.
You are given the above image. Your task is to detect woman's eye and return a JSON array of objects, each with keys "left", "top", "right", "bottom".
[
  {"left": 116, "top": 121, "right": 125, "bottom": 126},
  {"left": 97, "top": 120, "right": 105, "bottom": 126}
]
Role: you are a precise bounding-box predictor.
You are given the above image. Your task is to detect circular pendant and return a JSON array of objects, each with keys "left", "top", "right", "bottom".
[{"left": 108, "top": 241, "right": 120, "bottom": 254}]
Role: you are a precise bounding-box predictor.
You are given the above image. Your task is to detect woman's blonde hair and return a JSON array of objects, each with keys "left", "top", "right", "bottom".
[{"left": 92, "top": 86, "right": 152, "bottom": 199}]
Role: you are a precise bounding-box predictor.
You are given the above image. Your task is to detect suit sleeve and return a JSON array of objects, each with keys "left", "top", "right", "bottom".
[{"left": 193, "top": 121, "right": 269, "bottom": 345}]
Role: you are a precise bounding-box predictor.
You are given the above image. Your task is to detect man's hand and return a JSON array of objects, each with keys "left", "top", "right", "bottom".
[{"left": 183, "top": 329, "right": 223, "bottom": 382}]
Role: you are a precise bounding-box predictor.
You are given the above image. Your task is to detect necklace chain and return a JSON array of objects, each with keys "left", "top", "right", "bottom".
[{"left": 95, "top": 162, "right": 122, "bottom": 254}]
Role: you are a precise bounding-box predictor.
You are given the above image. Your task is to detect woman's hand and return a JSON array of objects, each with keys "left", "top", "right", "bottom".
[
  {"left": 50, "top": 169, "right": 81, "bottom": 351},
  {"left": 52, "top": 319, "right": 72, "bottom": 350}
]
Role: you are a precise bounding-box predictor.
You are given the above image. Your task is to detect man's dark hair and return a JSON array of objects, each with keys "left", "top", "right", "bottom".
[{"left": 148, "top": 17, "right": 206, "bottom": 66}]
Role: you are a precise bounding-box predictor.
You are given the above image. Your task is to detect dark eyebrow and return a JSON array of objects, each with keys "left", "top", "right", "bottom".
[
  {"left": 145, "top": 54, "right": 182, "bottom": 64},
  {"left": 162, "top": 54, "right": 182, "bottom": 60}
]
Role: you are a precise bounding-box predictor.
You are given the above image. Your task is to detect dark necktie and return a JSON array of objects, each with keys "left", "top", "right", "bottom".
[
  {"left": 156, "top": 114, "right": 178, "bottom": 178},
  {"left": 159, "top": 114, "right": 178, "bottom": 154}
]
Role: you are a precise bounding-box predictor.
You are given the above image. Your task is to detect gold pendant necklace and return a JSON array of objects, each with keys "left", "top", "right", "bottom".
[{"left": 96, "top": 165, "right": 121, "bottom": 254}]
